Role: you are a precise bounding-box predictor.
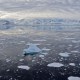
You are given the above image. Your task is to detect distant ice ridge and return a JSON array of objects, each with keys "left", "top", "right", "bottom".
[
  {"left": 0, "top": 18, "right": 80, "bottom": 30},
  {"left": 68, "top": 76, "right": 80, "bottom": 80}
]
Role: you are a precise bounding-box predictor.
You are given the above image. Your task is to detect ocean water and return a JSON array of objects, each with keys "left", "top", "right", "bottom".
[{"left": 0, "top": 26, "right": 80, "bottom": 80}]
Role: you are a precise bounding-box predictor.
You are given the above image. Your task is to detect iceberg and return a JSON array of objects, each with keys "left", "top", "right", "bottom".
[{"left": 23, "top": 43, "right": 42, "bottom": 56}]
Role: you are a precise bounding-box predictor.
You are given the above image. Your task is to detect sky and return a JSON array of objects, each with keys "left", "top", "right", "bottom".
[{"left": 0, "top": 0, "right": 80, "bottom": 19}]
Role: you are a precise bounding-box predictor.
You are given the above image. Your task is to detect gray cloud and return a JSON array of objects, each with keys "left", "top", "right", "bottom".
[
  {"left": 0, "top": 0, "right": 79, "bottom": 12},
  {"left": 0, "top": 0, "right": 80, "bottom": 19}
]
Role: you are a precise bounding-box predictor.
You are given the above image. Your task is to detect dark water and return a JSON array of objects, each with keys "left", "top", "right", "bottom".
[{"left": 0, "top": 29, "right": 80, "bottom": 80}]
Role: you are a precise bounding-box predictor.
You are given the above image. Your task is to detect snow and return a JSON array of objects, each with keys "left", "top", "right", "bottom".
[
  {"left": 68, "top": 76, "right": 80, "bottom": 80},
  {"left": 18, "top": 65, "right": 30, "bottom": 70},
  {"left": 69, "top": 63, "right": 75, "bottom": 66},
  {"left": 23, "top": 43, "right": 41, "bottom": 54},
  {"left": 59, "top": 52, "right": 71, "bottom": 57},
  {"left": 47, "top": 62, "right": 64, "bottom": 67}
]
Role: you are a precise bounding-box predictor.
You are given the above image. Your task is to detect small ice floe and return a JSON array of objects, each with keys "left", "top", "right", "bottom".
[
  {"left": 26, "top": 43, "right": 40, "bottom": 46},
  {"left": 47, "top": 62, "right": 64, "bottom": 67},
  {"left": 23, "top": 43, "right": 41, "bottom": 56},
  {"left": 68, "top": 45, "right": 73, "bottom": 47},
  {"left": 6, "top": 58, "right": 11, "bottom": 62},
  {"left": 18, "top": 65, "right": 30, "bottom": 70},
  {"left": 39, "top": 55, "right": 44, "bottom": 58},
  {"left": 42, "top": 52, "right": 48, "bottom": 55},
  {"left": 59, "top": 52, "right": 71, "bottom": 57},
  {"left": 71, "top": 50, "right": 79, "bottom": 53},
  {"left": 64, "top": 38, "right": 75, "bottom": 40},
  {"left": 69, "top": 63, "right": 75, "bottom": 66},
  {"left": 19, "top": 59, "right": 24, "bottom": 62},
  {"left": 42, "top": 47, "right": 51, "bottom": 51},
  {"left": 6, "top": 69, "right": 10, "bottom": 72},
  {"left": 20, "top": 41, "right": 25, "bottom": 43},
  {"left": 33, "top": 39, "right": 46, "bottom": 42},
  {"left": 72, "top": 40, "right": 80, "bottom": 43},
  {"left": 68, "top": 76, "right": 80, "bottom": 80}
]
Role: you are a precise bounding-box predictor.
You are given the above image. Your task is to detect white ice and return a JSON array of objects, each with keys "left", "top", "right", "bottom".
[
  {"left": 72, "top": 40, "right": 80, "bottom": 43},
  {"left": 33, "top": 39, "right": 46, "bottom": 42},
  {"left": 42, "top": 52, "right": 48, "bottom": 55},
  {"left": 71, "top": 50, "right": 79, "bottom": 53},
  {"left": 23, "top": 43, "right": 41, "bottom": 53},
  {"left": 68, "top": 76, "right": 80, "bottom": 80},
  {"left": 39, "top": 55, "right": 44, "bottom": 58},
  {"left": 6, "top": 58, "right": 11, "bottom": 62},
  {"left": 59, "top": 52, "right": 71, "bottom": 57},
  {"left": 69, "top": 63, "right": 75, "bottom": 66},
  {"left": 42, "top": 47, "right": 51, "bottom": 51},
  {"left": 18, "top": 65, "right": 30, "bottom": 70},
  {"left": 47, "top": 62, "right": 64, "bottom": 67}
]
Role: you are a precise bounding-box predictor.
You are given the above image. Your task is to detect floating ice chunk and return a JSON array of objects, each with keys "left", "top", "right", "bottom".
[
  {"left": 71, "top": 51, "right": 79, "bottom": 53},
  {"left": 33, "top": 39, "right": 46, "bottom": 42},
  {"left": 69, "top": 63, "right": 75, "bottom": 66},
  {"left": 42, "top": 52, "right": 48, "bottom": 55},
  {"left": 72, "top": 40, "right": 80, "bottom": 43},
  {"left": 47, "top": 62, "right": 64, "bottom": 67},
  {"left": 42, "top": 47, "right": 51, "bottom": 51},
  {"left": 6, "top": 69, "right": 10, "bottom": 72},
  {"left": 59, "top": 52, "right": 71, "bottom": 57},
  {"left": 6, "top": 59, "right": 11, "bottom": 62},
  {"left": 68, "top": 76, "right": 80, "bottom": 80},
  {"left": 19, "top": 59, "right": 24, "bottom": 62},
  {"left": 26, "top": 43, "right": 40, "bottom": 46},
  {"left": 39, "top": 55, "right": 44, "bottom": 58},
  {"left": 64, "top": 38, "right": 75, "bottom": 40},
  {"left": 68, "top": 45, "right": 73, "bottom": 47},
  {"left": 23, "top": 43, "right": 41, "bottom": 55},
  {"left": 18, "top": 65, "right": 30, "bottom": 70}
]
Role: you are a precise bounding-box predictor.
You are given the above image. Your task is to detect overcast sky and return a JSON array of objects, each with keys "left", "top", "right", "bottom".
[{"left": 0, "top": 0, "right": 80, "bottom": 19}]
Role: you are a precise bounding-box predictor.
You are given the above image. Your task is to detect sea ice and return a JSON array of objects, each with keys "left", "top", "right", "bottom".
[
  {"left": 33, "top": 39, "right": 46, "bottom": 42},
  {"left": 59, "top": 52, "right": 71, "bottom": 57},
  {"left": 68, "top": 76, "right": 80, "bottom": 80},
  {"left": 6, "top": 58, "right": 11, "bottom": 62},
  {"left": 42, "top": 52, "right": 48, "bottom": 55},
  {"left": 18, "top": 65, "right": 30, "bottom": 70},
  {"left": 42, "top": 47, "right": 51, "bottom": 51},
  {"left": 71, "top": 50, "right": 79, "bottom": 53},
  {"left": 23, "top": 43, "right": 41, "bottom": 55},
  {"left": 39, "top": 55, "right": 44, "bottom": 58},
  {"left": 47, "top": 62, "right": 64, "bottom": 67},
  {"left": 69, "top": 63, "right": 75, "bottom": 66}
]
